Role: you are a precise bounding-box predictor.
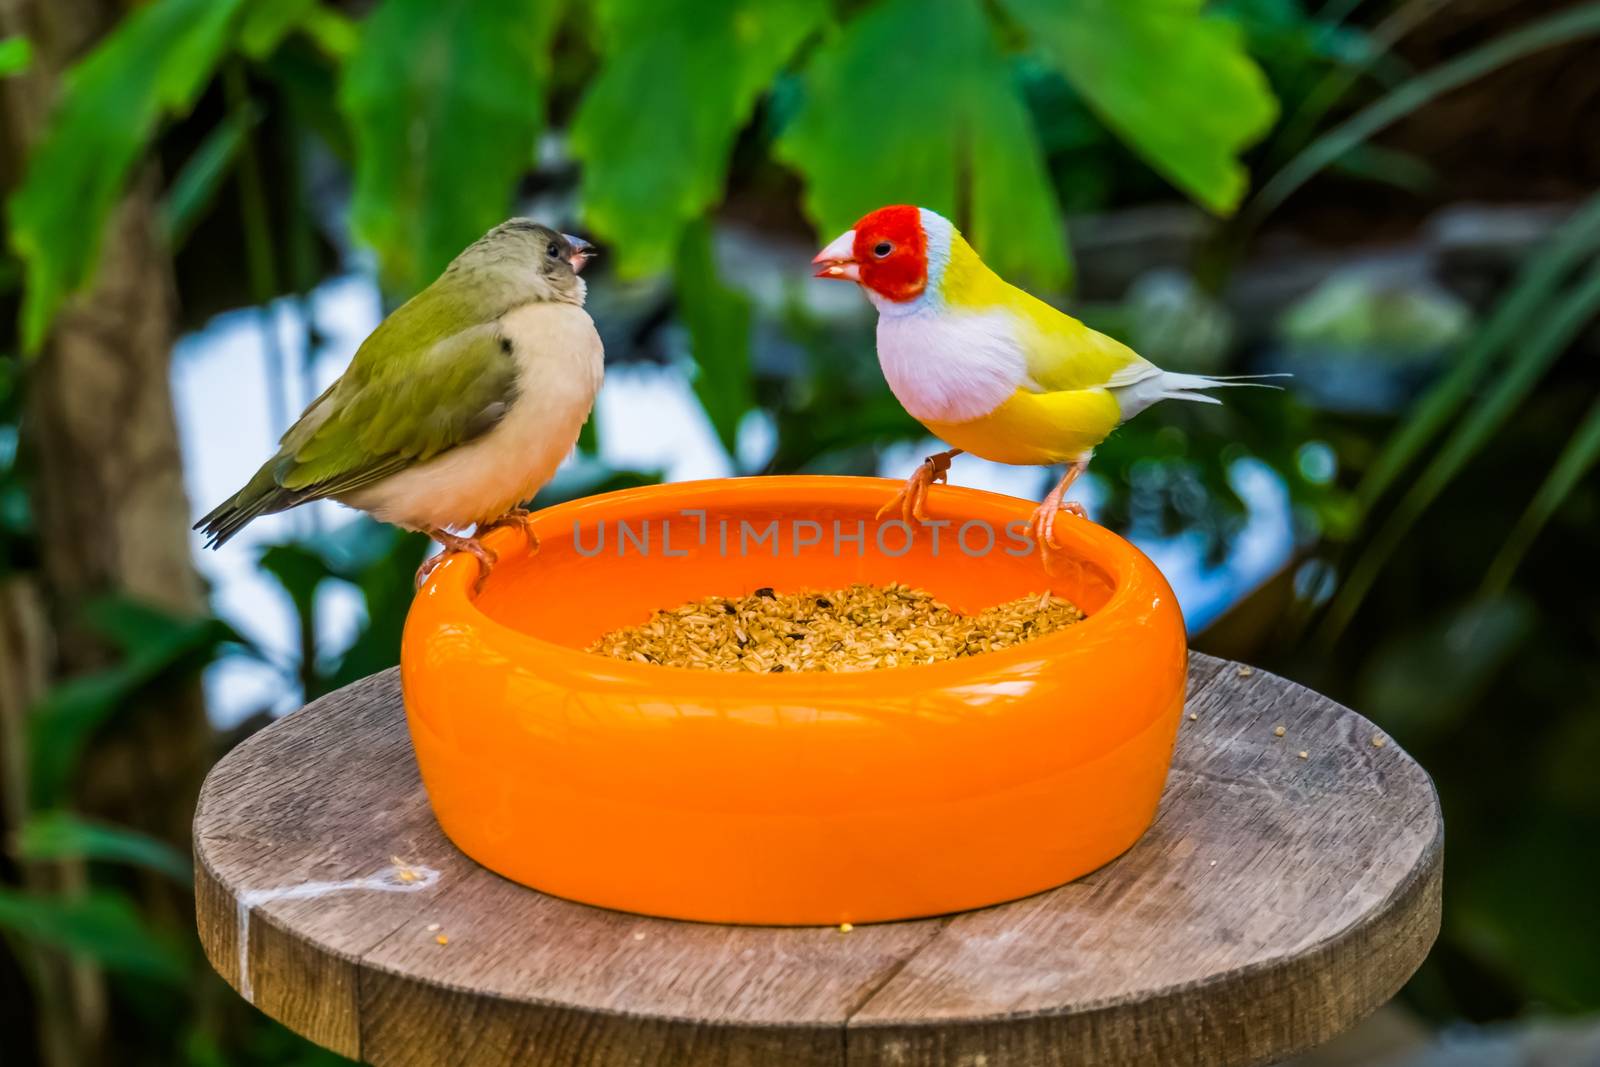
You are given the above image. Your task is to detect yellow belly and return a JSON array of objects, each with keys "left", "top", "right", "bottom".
[{"left": 922, "top": 388, "right": 1121, "bottom": 466}]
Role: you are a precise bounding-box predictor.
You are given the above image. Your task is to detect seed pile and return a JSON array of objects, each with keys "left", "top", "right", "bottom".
[{"left": 586, "top": 582, "right": 1084, "bottom": 673}]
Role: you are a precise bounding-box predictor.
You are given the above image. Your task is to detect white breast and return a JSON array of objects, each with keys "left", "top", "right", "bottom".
[
  {"left": 347, "top": 302, "right": 604, "bottom": 532},
  {"left": 876, "top": 308, "right": 1029, "bottom": 424}
]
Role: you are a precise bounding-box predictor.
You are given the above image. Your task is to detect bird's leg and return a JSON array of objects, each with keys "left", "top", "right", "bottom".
[
  {"left": 877, "top": 449, "right": 963, "bottom": 524},
  {"left": 479, "top": 507, "right": 541, "bottom": 553},
  {"left": 414, "top": 530, "right": 499, "bottom": 594},
  {"left": 1028, "top": 458, "right": 1091, "bottom": 572}
]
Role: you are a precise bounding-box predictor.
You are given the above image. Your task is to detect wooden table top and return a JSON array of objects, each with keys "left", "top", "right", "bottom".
[{"left": 194, "top": 653, "right": 1442, "bottom": 1067}]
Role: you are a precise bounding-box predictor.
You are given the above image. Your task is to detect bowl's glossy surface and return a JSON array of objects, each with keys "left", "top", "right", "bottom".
[{"left": 401, "top": 476, "right": 1187, "bottom": 924}]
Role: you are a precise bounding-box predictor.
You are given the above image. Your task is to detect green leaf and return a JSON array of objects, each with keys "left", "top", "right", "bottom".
[
  {"left": 255, "top": 521, "right": 431, "bottom": 697},
  {"left": 572, "top": 0, "right": 826, "bottom": 276},
  {"left": 258, "top": 540, "right": 334, "bottom": 696},
  {"left": 260, "top": 39, "right": 353, "bottom": 160},
  {"left": 258, "top": 542, "right": 331, "bottom": 624},
  {"left": 0, "top": 889, "right": 186, "bottom": 981},
  {"left": 162, "top": 107, "right": 254, "bottom": 249},
  {"left": 28, "top": 598, "right": 231, "bottom": 809},
  {"left": 0, "top": 35, "right": 32, "bottom": 77},
  {"left": 1002, "top": 0, "right": 1277, "bottom": 216},
  {"left": 322, "top": 524, "right": 431, "bottom": 692},
  {"left": 1391, "top": 259, "right": 1600, "bottom": 527},
  {"left": 675, "top": 222, "right": 754, "bottom": 457},
  {"left": 5, "top": 0, "right": 245, "bottom": 353},
  {"left": 239, "top": 1, "right": 356, "bottom": 60},
  {"left": 1480, "top": 394, "right": 1600, "bottom": 599},
  {"left": 776, "top": 0, "right": 1069, "bottom": 289},
  {"left": 299, "top": 7, "right": 360, "bottom": 61},
  {"left": 27, "top": 672, "right": 132, "bottom": 808},
  {"left": 1329, "top": 142, "right": 1435, "bottom": 196},
  {"left": 237, "top": 0, "right": 318, "bottom": 58},
  {"left": 1356, "top": 596, "right": 1533, "bottom": 745},
  {"left": 1451, "top": 812, "right": 1600, "bottom": 1011},
  {"left": 14, "top": 811, "right": 192, "bottom": 884},
  {"left": 1253, "top": 3, "right": 1600, "bottom": 218},
  {"left": 340, "top": 0, "right": 564, "bottom": 295},
  {"left": 80, "top": 595, "right": 231, "bottom": 663},
  {"left": 577, "top": 408, "right": 599, "bottom": 455}
]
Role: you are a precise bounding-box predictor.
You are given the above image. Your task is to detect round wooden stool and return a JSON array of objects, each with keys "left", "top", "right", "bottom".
[{"left": 194, "top": 654, "right": 1442, "bottom": 1067}]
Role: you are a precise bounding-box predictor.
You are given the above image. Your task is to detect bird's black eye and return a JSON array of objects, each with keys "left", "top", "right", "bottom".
[
  {"left": 874, "top": 241, "right": 893, "bottom": 258},
  {"left": 546, "top": 241, "right": 560, "bottom": 257}
]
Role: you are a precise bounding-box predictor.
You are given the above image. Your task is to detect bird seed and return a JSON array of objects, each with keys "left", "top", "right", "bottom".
[{"left": 586, "top": 582, "right": 1084, "bottom": 673}]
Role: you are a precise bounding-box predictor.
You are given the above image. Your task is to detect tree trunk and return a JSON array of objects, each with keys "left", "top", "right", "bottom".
[
  {"left": 26, "top": 171, "right": 213, "bottom": 843},
  {"left": 0, "top": 577, "right": 96, "bottom": 1067},
  {"left": 1, "top": 0, "right": 209, "bottom": 822},
  {"left": 1, "top": 0, "right": 212, "bottom": 1064},
  {"left": 27, "top": 183, "right": 204, "bottom": 616}
]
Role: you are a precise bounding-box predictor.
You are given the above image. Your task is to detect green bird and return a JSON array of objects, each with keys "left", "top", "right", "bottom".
[{"left": 197, "top": 219, "right": 601, "bottom": 589}]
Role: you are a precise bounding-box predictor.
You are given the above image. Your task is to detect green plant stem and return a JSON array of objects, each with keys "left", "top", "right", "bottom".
[
  {"left": 278, "top": 113, "right": 323, "bottom": 532},
  {"left": 1479, "top": 395, "right": 1600, "bottom": 599},
  {"left": 1264, "top": 0, "right": 1451, "bottom": 172},
  {"left": 0, "top": 578, "right": 105, "bottom": 1067},
  {"left": 1354, "top": 193, "right": 1600, "bottom": 522},
  {"left": 225, "top": 62, "right": 291, "bottom": 446},
  {"left": 1250, "top": 2, "right": 1600, "bottom": 223},
  {"left": 1313, "top": 0, "right": 1367, "bottom": 26},
  {"left": 161, "top": 108, "right": 252, "bottom": 250},
  {"left": 1319, "top": 259, "right": 1600, "bottom": 645}
]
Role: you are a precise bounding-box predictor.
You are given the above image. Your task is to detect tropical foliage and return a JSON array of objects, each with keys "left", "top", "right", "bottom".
[{"left": 2, "top": 1, "right": 1598, "bottom": 1064}]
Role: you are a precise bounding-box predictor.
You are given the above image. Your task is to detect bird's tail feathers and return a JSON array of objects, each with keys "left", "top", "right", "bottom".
[
  {"left": 1160, "top": 389, "right": 1224, "bottom": 405},
  {"left": 193, "top": 463, "right": 301, "bottom": 549},
  {"left": 1157, "top": 371, "right": 1290, "bottom": 406}
]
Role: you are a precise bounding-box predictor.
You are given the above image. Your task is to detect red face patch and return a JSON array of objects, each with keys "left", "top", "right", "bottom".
[{"left": 853, "top": 205, "right": 927, "bottom": 303}]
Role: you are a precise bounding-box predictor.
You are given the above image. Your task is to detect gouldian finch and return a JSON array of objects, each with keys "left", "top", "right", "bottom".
[
  {"left": 812, "top": 204, "right": 1280, "bottom": 560},
  {"left": 197, "top": 219, "right": 601, "bottom": 590}
]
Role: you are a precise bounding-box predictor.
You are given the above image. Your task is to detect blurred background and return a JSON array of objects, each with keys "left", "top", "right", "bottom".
[{"left": 1, "top": 0, "right": 1597, "bottom": 1064}]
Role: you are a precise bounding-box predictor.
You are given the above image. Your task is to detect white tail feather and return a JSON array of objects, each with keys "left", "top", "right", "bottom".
[
  {"left": 1160, "top": 372, "right": 1291, "bottom": 390},
  {"left": 1112, "top": 370, "right": 1289, "bottom": 420}
]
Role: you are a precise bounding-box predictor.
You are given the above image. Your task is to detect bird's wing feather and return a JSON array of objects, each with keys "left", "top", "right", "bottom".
[
  {"left": 195, "top": 286, "right": 520, "bottom": 548},
  {"left": 1004, "top": 285, "right": 1153, "bottom": 395},
  {"left": 277, "top": 322, "right": 517, "bottom": 496}
]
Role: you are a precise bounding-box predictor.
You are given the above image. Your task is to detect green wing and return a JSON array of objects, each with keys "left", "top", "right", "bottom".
[
  {"left": 197, "top": 285, "right": 517, "bottom": 547},
  {"left": 279, "top": 327, "right": 515, "bottom": 493}
]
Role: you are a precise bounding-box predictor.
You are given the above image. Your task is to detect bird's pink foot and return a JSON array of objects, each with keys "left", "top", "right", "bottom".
[
  {"left": 1029, "top": 459, "right": 1091, "bottom": 573},
  {"left": 876, "top": 449, "right": 962, "bottom": 525},
  {"left": 1028, "top": 497, "right": 1088, "bottom": 572},
  {"left": 480, "top": 508, "right": 541, "bottom": 553},
  {"left": 415, "top": 530, "right": 499, "bottom": 594}
]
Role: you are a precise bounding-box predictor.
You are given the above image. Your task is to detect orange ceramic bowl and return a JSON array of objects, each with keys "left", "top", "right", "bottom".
[{"left": 401, "top": 476, "right": 1186, "bottom": 925}]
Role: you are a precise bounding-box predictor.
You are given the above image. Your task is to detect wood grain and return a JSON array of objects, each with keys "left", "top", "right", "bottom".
[{"left": 194, "top": 655, "right": 1442, "bottom": 1066}]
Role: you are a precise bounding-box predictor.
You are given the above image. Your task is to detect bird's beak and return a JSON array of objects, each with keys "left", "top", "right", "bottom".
[
  {"left": 812, "top": 229, "right": 859, "bottom": 281},
  {"left": 563, "top": 234, "right": 596, "bottom": 274}
]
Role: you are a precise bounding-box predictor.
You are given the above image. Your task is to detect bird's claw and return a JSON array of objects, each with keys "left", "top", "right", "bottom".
[
  {"left": 877, "top": 451, "right": 957, "bottom": 525},
  {"left": 481, "top": 508, "right": 541, "bottom": 553},
  {"left": 414, "top": 554, "right": 444, "bottom": 589},
  {"left": 1027, "top": 499, "right": 1087, "bottom": 576},
  {"left": 415, "top": 533, "right": 499, "bottom": 595},
  {"left": 1025, "top": 458, "right": 1092, "bottom": 575}
]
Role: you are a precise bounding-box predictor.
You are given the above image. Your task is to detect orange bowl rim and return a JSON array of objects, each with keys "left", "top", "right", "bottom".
[{"left": 416, "top": 475, "right": 1174, "bottom": 694}]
